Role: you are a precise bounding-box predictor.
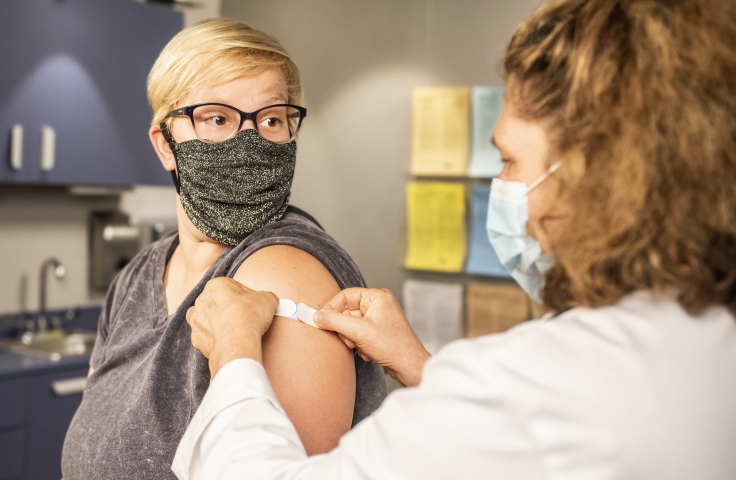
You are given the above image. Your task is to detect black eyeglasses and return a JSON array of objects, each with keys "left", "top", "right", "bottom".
[{"left": 165, "top": 102, "right": 307, "bottom": 144}]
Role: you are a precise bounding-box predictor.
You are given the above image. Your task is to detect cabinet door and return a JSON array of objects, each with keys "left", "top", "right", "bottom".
[
  {"left": 0, "top": 0, "right": 182, "bottom": 187},
  {"left": 0, "top": 429, "right": 26, "bottom": 480},
  {"left": 33, "top": 0, "right": 181, "bottom": 187},
  {"left": 26, "top": 368, "right": 89, "bottom": 480},
  {"left": 0, "top": 377, "right": 29, "bottom": 429},
  {"left": 0, "top": 378, "right": 30, "bottom": 480},
  {"left": 0, "top": 0, "right": 42, "bottom": 184}
]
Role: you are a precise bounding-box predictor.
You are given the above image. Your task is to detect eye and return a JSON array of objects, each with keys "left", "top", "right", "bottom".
[
  {"left": 205, "top": 115, "right": 229, "bottom": 127},
  {"left": 260, "top": 116, "right": 282, "bottom": 129}
]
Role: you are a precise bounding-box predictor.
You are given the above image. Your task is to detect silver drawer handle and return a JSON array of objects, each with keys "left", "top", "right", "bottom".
[
  {"left": 52, "top": 377, "right": 86, "bottom": 396},
  {"left": 40, "top": 125, "right": 56, "bottom": 172},
  {"left": 10, "top": 124, "right": 23, "bottom": 171}
]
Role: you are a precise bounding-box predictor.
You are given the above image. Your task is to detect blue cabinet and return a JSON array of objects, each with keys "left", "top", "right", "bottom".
[
  {"left": 0, "top": 378, "right": 29, "bottom": 480},
  {"left": 0, "top": 0, "right": 182, "bottom": 187},
  {"left": 27, "top": 369, "right": 90, "bottom": 479},
  {"left": 0, "top": 367, "right": 88, "bottom": 480},
  {"left": 0, "top": 0, "right": 40, "bottom": 185}
]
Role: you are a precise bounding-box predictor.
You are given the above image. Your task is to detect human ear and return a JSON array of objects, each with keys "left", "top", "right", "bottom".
[{"left": 149, "top": 125, "right": 176, "bottom": 172}]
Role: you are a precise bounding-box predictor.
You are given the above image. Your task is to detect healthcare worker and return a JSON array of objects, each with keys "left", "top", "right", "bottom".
[{"left": 174, "top": 0, "right": 736, "bottom": 478}]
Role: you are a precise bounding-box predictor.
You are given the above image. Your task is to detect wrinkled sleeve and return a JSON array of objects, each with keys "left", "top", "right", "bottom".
[
  {"left": 88, "top": 241, "right": 156, "bottom": 371},
  {"left": 172, "top": 340, "right": 548, "bottom": 480},
  {"left": 89, "top": 272, "right": 122, "bottom": 370}
]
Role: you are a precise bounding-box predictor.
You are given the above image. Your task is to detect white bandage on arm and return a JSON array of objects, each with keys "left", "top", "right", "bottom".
[{"left": 275, "top": 299, "right": 319, "bottom": 328}]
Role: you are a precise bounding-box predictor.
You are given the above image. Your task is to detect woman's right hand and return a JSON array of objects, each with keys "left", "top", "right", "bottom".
[{"left": 313, "top": 288, "right": 431, "bottom": 387}]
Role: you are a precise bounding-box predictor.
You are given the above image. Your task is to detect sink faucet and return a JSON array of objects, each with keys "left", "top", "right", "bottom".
[{"left": 38, "top": 258, "right": 66, "bottom": 332}]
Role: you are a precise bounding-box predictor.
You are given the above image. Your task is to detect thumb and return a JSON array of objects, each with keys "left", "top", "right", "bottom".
[{"left": 314, "top": 309, "right": 365, "bottom": 341}]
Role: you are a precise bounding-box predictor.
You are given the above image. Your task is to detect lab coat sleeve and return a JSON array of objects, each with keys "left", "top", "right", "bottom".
[
  {"left": 172, "top": 340, "right": 548, "bottom": 480},
  {"left": 171, "top": 358, "right": 329, "bottom": 479}
]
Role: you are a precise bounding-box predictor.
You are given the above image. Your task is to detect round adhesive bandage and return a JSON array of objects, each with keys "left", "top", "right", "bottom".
[{"left": 276, "top": 299, "right": 319, "bottom": 328}]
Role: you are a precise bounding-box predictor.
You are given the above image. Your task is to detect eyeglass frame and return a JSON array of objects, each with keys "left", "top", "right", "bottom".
[{"left": 164, "top": 102, "right": 308, "bottom": 143}]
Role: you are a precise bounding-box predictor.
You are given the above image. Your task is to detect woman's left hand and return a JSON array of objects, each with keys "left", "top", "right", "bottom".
[{"left": 186, "top": 277, "right": 279, "bottom": 378}]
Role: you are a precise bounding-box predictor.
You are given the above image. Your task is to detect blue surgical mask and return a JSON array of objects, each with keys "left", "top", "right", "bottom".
[{"left": 486, "top": 163, "right": 561, "bottom": 302}]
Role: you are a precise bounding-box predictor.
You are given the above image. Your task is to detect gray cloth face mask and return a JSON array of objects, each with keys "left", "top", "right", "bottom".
[{"left": 162, "top": 126, "right": 296, "bottom": 246}]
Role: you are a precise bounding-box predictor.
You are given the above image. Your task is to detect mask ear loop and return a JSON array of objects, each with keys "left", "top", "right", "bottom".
[
  {"left": 527, "top": 161, "right": 562, "bottom": 270},
  {"left": 160, "top": 122, "right": 181, "bottom": 194},
  {"left": 527, "top": 162, "right": 561, "bottom": 194}
]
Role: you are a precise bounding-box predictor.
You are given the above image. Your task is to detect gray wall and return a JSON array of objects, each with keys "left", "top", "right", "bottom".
[
  {"left": 0, "top": 186, "right": 178, "bottom": 313},
  {"left": 222, "top": 0, "right": 542, "bottom": 296}
]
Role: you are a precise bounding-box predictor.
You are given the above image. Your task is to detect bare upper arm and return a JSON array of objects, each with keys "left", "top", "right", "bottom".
[{"left": 232, "top": 245, "right": 356, "bottom": 455}]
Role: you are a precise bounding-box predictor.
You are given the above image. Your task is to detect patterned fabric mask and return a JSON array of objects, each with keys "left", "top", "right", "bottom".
[{"left": 162, "top": 126, "right": 296, "bottom": 246}]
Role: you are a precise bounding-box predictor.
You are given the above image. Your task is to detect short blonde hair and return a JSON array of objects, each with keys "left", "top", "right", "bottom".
[
  {"left": 147, "top": 18, "right": 302, "bottom": 127},
  {"left": 504, "top": 0, "right": 736, "bottom": 314}
]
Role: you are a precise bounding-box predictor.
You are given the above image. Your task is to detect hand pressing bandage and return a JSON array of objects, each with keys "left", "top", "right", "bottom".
[{"left": 275, "top": 299, "right": 319, "bottom": 328}]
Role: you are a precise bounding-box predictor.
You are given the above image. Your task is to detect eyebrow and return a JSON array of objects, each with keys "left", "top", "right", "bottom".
[
  {"left": 201, "top": 95, "right": 289, "bottom": 109},
  {"left": 205, "top": 97, "right": 231, "bottom": 105}
]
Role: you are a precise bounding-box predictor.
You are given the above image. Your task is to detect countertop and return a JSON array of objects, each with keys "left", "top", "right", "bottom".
[
  {"left": 0, "top": 350, "right": 90, "bottom": 380},
  {"left": 0, "top": 306, "right": 100, "bottom": 381}
]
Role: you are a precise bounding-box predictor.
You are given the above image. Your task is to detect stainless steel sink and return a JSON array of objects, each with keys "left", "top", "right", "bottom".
[{"left": 0, "top": 331, "right": 96, "bottom": 362}]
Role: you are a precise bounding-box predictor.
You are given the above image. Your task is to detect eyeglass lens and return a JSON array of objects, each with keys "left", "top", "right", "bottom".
[{"left": 191, "top": 104, "right": 303, "bottom": 144}]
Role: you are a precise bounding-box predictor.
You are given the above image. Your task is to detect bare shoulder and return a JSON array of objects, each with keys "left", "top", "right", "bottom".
[
  {"left": 232, "top": 244, "right": 355, "bottom": 454},
  {"left": 232, "top": 244, "right": 340, "bottom": 307}
]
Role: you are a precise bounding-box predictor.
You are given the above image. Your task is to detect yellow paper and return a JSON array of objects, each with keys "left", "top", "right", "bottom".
[
  {"left": 465, "top": 282, "right": 528, "bottom": 338},
  {"left": 404, "top": 182, "right": 466, "bottom": 272},
  {"left": 410, "top": 87, "right": 470, "bottom": 176}
]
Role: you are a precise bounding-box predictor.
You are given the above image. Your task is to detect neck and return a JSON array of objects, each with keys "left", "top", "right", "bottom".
[
  {"left": 162, "top": 199, "right": 227, "bottom": 316},
  {"left": 176, "top": 227, "right": 227, "bottom": 278},
  {"left": 173, "top": 198, "right": 227, "bottom": 280}
]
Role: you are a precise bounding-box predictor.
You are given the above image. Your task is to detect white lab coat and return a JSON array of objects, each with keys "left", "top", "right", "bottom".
[{"left": 172, "top": 291, "right": 736, "bottom": 479}]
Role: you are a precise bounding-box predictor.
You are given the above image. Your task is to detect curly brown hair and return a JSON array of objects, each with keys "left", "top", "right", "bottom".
[{"left": 504, "top": 0, "right": 736, "bottom": 314}]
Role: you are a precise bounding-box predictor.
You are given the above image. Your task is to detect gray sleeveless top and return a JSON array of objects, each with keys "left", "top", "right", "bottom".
[{"left": 61, "top": 207, "right": 387, "bottom": 479}]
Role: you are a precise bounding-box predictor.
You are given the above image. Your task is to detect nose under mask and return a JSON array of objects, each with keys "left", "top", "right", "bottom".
[
  {"left": 162, "top": 126, "right": 297, "bottom": 246},
  {"left": 485, "top": 163, "right": 560, "bottom": 302}
]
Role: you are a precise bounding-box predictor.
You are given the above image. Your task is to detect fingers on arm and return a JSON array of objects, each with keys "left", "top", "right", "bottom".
[
  {"left": 233, "top": 245, "right": 356, "bottom": 455},
  {"left": 337, "top": 333, "right": 356, "bottom": 350},
  {"left": 317, "top": 287, "right": 392, "bottom": 337},
  {"left": 322, "top": 287, "right": 381, "bottom": 314}
]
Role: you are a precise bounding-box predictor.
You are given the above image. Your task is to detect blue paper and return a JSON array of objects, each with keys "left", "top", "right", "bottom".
[
  {"left": 467, "top": 86, "right": 505, "bottom": 178},
  {"left": 465, "top": 185, "right": 511, "bottom": 277}
]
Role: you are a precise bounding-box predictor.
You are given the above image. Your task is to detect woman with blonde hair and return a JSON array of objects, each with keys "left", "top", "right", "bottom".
[
  {"left": 177, "top": 0, "right": 736, "bottom": 478},
  {"left": 60, "top": 18, "right": 386, "bottom": 479}
]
